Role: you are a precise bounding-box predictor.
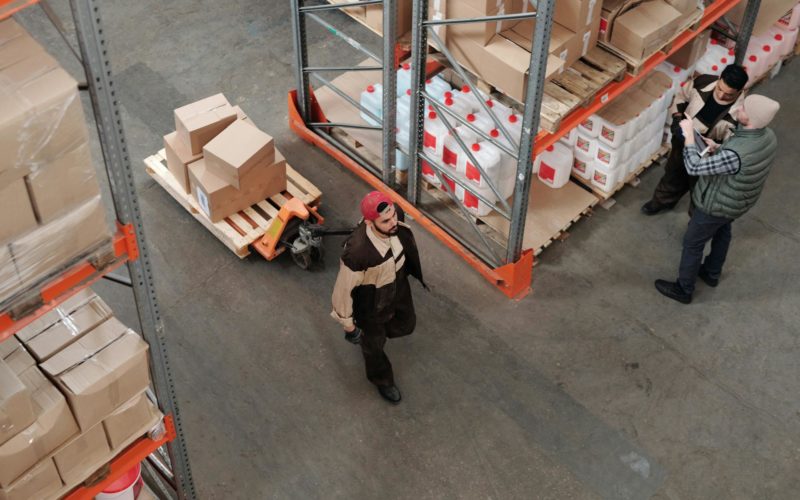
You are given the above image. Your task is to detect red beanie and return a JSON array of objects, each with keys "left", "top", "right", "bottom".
[{"left": 360, "top": 191, "right": 394, "bottom": 221}]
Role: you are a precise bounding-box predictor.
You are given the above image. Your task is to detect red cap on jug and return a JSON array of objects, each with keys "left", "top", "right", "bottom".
[
  {"left": 763, "top": 45, "right": 771, "bottom": 52},
  {"left": 546, "top": 145, "right": 554, "bottom": 152},
  {"left": 467, "top": 114, "right": 476, "bottom": 122},
  {"left": 462, "top": 85, "right": 471, "bottom": 93},
  {"left": 444, "top": 91, "right": 453, "bottom": 99},
  {"left": 749, "top": 55, "right": 758, "bottom": 62},
  {"left": 720, "top": 57, "right": 728, "bottom": 64},
  {"left": 712, "top": 65, "right": 718, "bottom": 71},
  {"left": 728, "top": 48, "right": 735, "bottom": 56},
  {"left": 673, "top": 66, "right": 680, "bottom": 73},
  {"left": 402, "top": 63, "right": 410, "bottom": 70},
  {"left": 490, "top": 129, "right": 499, "bottom": 138},
  {"left": 710, "top": 39, "right": 719, "bottom": 45},
  {"left": 508, "top": 115, "right": 518, "bottom": 123},
  {"left": 471, "top": 143, "right": 481, "bottom": 152},
  {"left": 366, "top": 85, "right": 375, "bottom": 93},
  {"left": 445, "top": 98, "right": 454, "bottom": 106},
  {"left": 486, "top": 99, "right": 493, "bottom": 107},
  {"left": 426, "top": 78, "right": 432, "bottom": 84},
  {"left": 428, "top": 111, "right": 437, "bottom": 119},
  {"left": 775, "top": 33, "right": 783, "bottom": 41},
  {"left": 406, "top": 89, "right": 412, "bottom": 95}
]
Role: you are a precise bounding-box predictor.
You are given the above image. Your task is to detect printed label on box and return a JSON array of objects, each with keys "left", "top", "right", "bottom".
[
  {"left": 196, "top": 187, "right": 211, "bottom": 216},
  {"left": 581, "top": 119, "right": 594, "bottom": 132},
  {"left": 577, "top": 137, "right": 590, "bottom": 152},
  {"left": 573, "top": 158, "right": 587, "bottom": 174},
  {"left": 593, "top": 171, "right": 608, "bottom": 186},
  {"left": 597, "top": 150, "right": 611, "bottom": 164},
  {"left": 601, "top": 127, "right": 615, "bottom": 142}
]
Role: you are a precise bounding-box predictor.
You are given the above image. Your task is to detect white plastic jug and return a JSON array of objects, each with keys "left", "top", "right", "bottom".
[
  {"left": 770, "top": 26, "right": 797, "bottom": 57},
  {"left": 458, "top": 142, "right": 502, "bottom": 189},
  {"left": 744, "top": 53, "right": 767, "bottom": 82},
  {"left": 706, "top": 38, "right": 729, "bottom": 64},
  {"left": 395, "top": 126, "right": 410, "bottom": 172},
  {"left": 575, "top": 131, "right": 598, "bottom": 158},
  {"left": 457, "top": 85, "right": 485, "bottom": 111},
  {"left": 423, "top": 110, "right": 449, "bottom": 160},
  {"left": 536, "top": 143, "right": 573, "bottom": 189},
  {"left": 465, "top": 111, "right": 495, "bottom": 135},
  {"left": 397, "top": 89, "right": 412, "bottom": 129},
  {"left": 397, "top": 63, "right": 413, "bottom": 96},
  {"left": 560, "top": 128, "right": 578, "bottom": 148},
  {"left": 359, "top": 83, "right": 382, "bottom": 126},
  {"left": 456, "top": 183, "right": 496, "bottom": 217},
  {"left": 572, "top": 148, "right": 594, "bottom": 181},
  {"left": 759, "top": 42, "right": 780, "bottom": 69},
  {"left": 579, "top": 114, "right": 601, "bottom": 138},
  {"left": 425, "top": 75, "right": 451, "bottom": 102},
  {"left": 484, "top": 98, "right": 514, "bottom": 123},
  {"left": 442, "top": 126, "right": 478, "bottom": 171},
  {"left": 595, "top": 141, "right": 624, "bottom": 171},
  {"left": 591, "top": 160, "right": 620, "bottom": 194},
  {"left": 442, "top": 93, "right": 474, "bottom": 119},
  {"left": 696, "top": 57, "right": 724, "bottom": 77},
  {"left": 488, "top": 129, "right": 518, "bottom": 199},
  {"left": 597, "top": 115, "right": 627, "bottom": 149}
]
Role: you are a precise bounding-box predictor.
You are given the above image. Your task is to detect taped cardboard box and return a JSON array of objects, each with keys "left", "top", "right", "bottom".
[
  {"left": 2, "top": 344, "right": 34, "bottom": 375},
  {"left": 164, "top": 131, "right": 202, "bottom": 194},
  {"left": 40, "top": 320, "right": 150, "bottom": 431},
  {"left": 189, "top": 152, "right": 287, "bottom": 223},
  {"left": 103, "top": 393, "right": 162, "bottom": 451},
  {"left": 667, "top": 28, "right": 710, "bottom": 69},
  {"left": 664, "top": 0, "right": 696, "bottom": 15},
  {"left": 556, "top": 0, "right": 602, "bottom": 32},
  {"left": 15, "top": 288, "right": 96, "bottom": 343},
  {"left": 203, "top": 120, "right": 276, "bottom": 189},
  {"left": 0, "top": 335, "right": 20, "bottom": 360},
  {"left": 0, "top": 178, "right": 37, "bottom": 245},
  {"left": 501, "top": 20, "right": 581, "bottom": 68},
  {"left": 0, "top": 366, "right": 78, "bottom": 488},
  {"left": 25, "top": 141, "right": 102, "bottom": 225},
  {"left": 174, "top": 93, "right": 237, "bottom": 155},
  {"left": 440, "top": 0, "right": 523, "bottom": 46},
  {"left": 21, "top": 296, "right": 113, "bottom": 363},
  {"left": 52, "top": 423, "right": 110, "bottom": 485},
  {"left": 0, "top": 245, "right": 21, "bottom": 304},
  {"left": 0, "top": 457, "right": 62, "bottom": 500},
  {"left": 366, "top": 0, "right": 413, "bottom": 37},
  {"left": 0, "top": 358, "right": 35, "bottom": 446},
  {"left": 11, "top": 196, "right": 111, "bottom": 290},
  {"left": 610, "top": 0, "right": 682, "bottom": 60}
]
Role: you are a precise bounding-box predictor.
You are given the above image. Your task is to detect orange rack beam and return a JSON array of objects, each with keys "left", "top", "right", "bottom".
[
  {"left": 0, "top": 0, "right": 40, "bottom": 21},
  {"left": 532, "top": 0, "right": 744, "bottom": 157},
  {"left": 0, "top": 222, "right": 139, "bottom": 342},
  {"left": 63, "top": 414, "right": 177, "bottom": 500}
]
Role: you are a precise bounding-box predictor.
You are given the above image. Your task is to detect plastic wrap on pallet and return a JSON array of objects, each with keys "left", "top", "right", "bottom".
[{"left": 0, "top": 19, "right": 108, "bottom": 307}]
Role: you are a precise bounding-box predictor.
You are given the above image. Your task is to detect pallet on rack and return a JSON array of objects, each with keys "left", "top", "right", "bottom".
[
  {"left": 144, "top": 149, "right": 322, "bottom": 258},
  {"left": 574, "top": 145, "right": 670, "bottom": 201},
  {"left": 599, "top": 7, "right": 704, "bottom": 75}
]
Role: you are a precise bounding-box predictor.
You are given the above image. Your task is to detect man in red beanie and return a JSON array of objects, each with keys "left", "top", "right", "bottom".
[
  {"left": 656, "top": 94, "right": 780, "bottom": 304},
  {"left": 331, "top": 191, "right": 426, "bottom": 404}
]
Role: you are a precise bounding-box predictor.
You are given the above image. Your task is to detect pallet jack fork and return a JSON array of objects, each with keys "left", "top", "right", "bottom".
[{"left": 252, "top": 197, "right": 354, "bottom": 270}]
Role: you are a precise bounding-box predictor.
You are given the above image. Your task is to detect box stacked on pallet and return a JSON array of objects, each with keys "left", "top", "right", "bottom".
[
  {"left": 430, "top": 0, "right": 602, "bottom": 101},
  {"left": 163, "top": 94, "right": 288, "bottom": 222},
  {"left": 0, "top": 19, "right": 111, "bottom": 306},
  {"left": 0, "top": 288, "right": 163, "bottom": 500}
]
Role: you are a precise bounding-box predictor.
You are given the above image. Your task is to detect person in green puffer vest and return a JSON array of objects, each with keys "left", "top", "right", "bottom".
[{"left": 655, "top": 94, "right": 780, "bottom": 304}]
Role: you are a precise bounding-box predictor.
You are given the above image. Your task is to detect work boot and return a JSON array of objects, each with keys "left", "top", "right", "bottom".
[
  {"left": 640, "top": 200, "right": 674, "bottom": 216},
  {"left": 697, "top": 266, "right": 719, "bottom": 287},
  {"left": 655, "top": 279, "right": 692, "bottom": 304},
  {"left": 377, "top": 384, "right": 402, "bottom": 404},
  {"left": 344, "top": 327, "right": 362, "bottom": 345}
]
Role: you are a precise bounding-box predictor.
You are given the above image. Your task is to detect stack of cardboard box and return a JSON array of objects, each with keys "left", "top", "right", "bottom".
[
  {"left": 0, "top": 19, "right": 111, "bottom": 305},
  {"left": 430, "top": 0, "right": 602, "bottom": 102},
  {"left": 600, "top": 0, "right": 695, "bottom": 61},
  {"left": 0, "top": 288, "right": 162, "bottom": 500},
  {"left": 163, "top": 95, "right": 287, "bottom": 222}
]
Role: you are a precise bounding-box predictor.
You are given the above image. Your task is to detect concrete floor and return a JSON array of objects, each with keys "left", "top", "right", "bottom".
[{"left": 18, "top": 2, "right": 800, "bottom": 499}]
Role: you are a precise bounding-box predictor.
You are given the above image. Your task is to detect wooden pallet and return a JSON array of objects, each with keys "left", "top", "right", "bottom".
[
  {"left": 144, "top": 149, "right": 322, "bottom": 258},
  {"left": 574, "top": 144, "right": 670, "bottom": 201},
  {"left": 600, "top": 7, "right": 704, "bottom": 75}
]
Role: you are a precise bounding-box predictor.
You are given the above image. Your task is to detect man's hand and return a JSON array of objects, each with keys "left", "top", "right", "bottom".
[
  {"left": 679, "top": 119, "right": 695, "bottom": 145},
  {"left": 703, "top": 136, "right": 720, "bottom": 152}
]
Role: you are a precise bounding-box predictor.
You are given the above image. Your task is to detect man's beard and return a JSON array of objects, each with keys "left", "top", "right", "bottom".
[{"left": 376, "top": 225, "right": 398, "bottom": 237}]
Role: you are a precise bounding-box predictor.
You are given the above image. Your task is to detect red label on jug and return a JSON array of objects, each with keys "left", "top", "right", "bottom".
[
  {"left": 601, "top": 127, "right": 615, "bottom": 141},
  {"left": 424, "top": 131, "right": 436, "bottom": 149},
  {"left": 573, "top": 158, "right": 586, "bottom": 174},
  {"left": 442, "top": 175, "right": 456, "bottom": 193},
  {"left": 464, "top": 190, "right": 478, "bottom": 209},
  {"left": 539, "top": 162, "right": 555, "bottom": 183},
  {"left": 466, "top": 162, "right": 481, "bottom": 183},
  {"left": 443, "top": 147, "right": 457, "bottom": 167}
]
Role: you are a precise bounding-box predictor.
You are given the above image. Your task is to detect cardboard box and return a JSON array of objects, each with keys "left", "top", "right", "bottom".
[
  {"left": 203, "top": 120, "right": 276, "bottom": 189},
  {"left": 22, "top": 296, "right": 113, "bottom": 362},
  {"left": 365, "top": 0, "right": 413, "bottom": 36},
  {"left": 556, "top": 0, "right": 602, "bottom": 32},
  {"left": 174, "top": 94, "right": 237, "bottom": 155},
  {"left": 0, "top": 366, "right": 78, "bottom": 488},
  {"left": 25, "top": 141, "right": 101, "bottom": 224},
  {"left": 0, "top": 18, "right": 26, "bottom": 46},
  {"left": 435, "top": 0, "right": 523, "bottom": 46},
  {"left": 728, "top": 0, "right": 797, "bottom": 36},
  {"left": 0, "top": 457, "right": 62, "bottom": 500},
  {"left": 0, "top": 358, "right": 35, "bottom": 446},
  {"left": 52, "top": 423, "right": 110, "bottom": 485},
  {"left": 189, "top": 153, "right": 287, "bottom": 223},
  {"left": 11, "top": 196, "right": 110, "bottom": 289},
  {"left": 610, "top": 0, "right": 682, "bottom": 60},
  {"left": 40, "top": 322, "right": 150, "bottom": 431},
  {"left": 446, "top": 29, "right": 564, "bottom": 102},
  {"left": 0, "top": 178, "right": 37, "bottom": 245},
  {"left": 2, "top": 345, "right": 34, "bottom": 375},
  {"left": 0, "top": 245, "right": 21, "bottom": 304},
  {"left": 15, "top": 288, "right": 96, "bottom": 343},
  {"left": 0, "top": 334, "right": 20, "bottom": 360},
  {"left": 502, "top": 20, "right": 581, "bottom": 67},
  {"left": 667, "top": 29, "right": 711, "bottom": 69},
  {"left": 103, "top": 393, "right": 162, "bottom": 451},
  {"left": 164, "top": 131, "right": 202, "bottom": 194},
  {"left": 665, "top": 0, "right": 695, "bottom": 15},
  {"left": 456, "top": 0, "right": 520, "bottom": 14}
]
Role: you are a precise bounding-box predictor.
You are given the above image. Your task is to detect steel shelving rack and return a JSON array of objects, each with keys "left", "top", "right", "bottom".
[
  {"left": 293, "top": 0, "right": 761, "bottom": 299},
  {"left": 0, "top": 1, "right": 195, "bottom": 498}
]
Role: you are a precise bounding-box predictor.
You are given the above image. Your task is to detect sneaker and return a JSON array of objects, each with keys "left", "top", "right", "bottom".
[
  {"left": 377, "top": 384, "right": 402, "bottom": 404},
  {"left": 344, "top": 328, "right": 362, "bottom": 345},
  {"left": 641, "top": 200, "right": 675, "bottom": 216},
  {"left": 697, "top": 267, "right": 719, "bottom": 287},
  {"left": 655, "top": 279, "right": 692, "bottom": 304}
]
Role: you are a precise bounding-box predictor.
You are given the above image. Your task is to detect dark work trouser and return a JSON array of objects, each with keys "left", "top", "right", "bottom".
[
  {"left": 358, "top": 275, "right": 416, "bottom": 387},
  {"left": 678, "top": 209, "right": 733, "bottom": 294},
  {"left": 651, "top": 138, "right": 698, "bottom": 208}
]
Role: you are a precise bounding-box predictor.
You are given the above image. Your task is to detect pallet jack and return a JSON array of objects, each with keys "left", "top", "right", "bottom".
[{"left": 251, "top": 197, "right": 354, "bottom": 270}]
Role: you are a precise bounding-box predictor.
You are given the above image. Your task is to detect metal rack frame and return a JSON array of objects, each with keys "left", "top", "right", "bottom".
[
  {"left": 0, "top": 1, "right": 195, "bottom": 498},
  {"left": 292, "top": 0, "right": 761, "bottom": 299}
]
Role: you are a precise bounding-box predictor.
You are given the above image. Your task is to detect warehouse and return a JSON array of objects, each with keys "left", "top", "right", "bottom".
[{"left": 0, "top": 0, "right": 798, "bottom": 498}]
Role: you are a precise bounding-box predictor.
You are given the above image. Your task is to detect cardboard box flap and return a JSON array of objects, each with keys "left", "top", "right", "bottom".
[
  {"left": 3, "top": 346, "right": 34, "bottom": 375},
  {"left": 174, "top": 93, "right": 230, "bottom": 124},
  {"left": 484, "top": 35, "right": 565, "bottom": 76},
  {"left": 0, "top": 18, "right": 26, "bottom": 46},
  {"left": 26, "top": 297, "right": 113, "bottom": 362},
  {"left": 204, "top": 120, "right": 274, "bottom": 170},
  {"left": 39, "top": 317, "right": 127, "bottom": 377},
  {"left": 0, "top": 336, "right": 19, "bottom": 359},
  {"left": 58, "top": 332, "right": 148, "bottom": 397},
  {"left": 15, "top": 289, "right": 96, "bottom": 342},
  {"left": 0, "top": 456, "right": 63, "bottom": 500}
]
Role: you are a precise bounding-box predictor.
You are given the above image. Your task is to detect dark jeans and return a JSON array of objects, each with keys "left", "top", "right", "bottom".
[
  {"left": 652, "top": 139, "right": 698, "bottom": 207},
  {"left": 678, "top": 209, "right": 733, "bottom": 294},
  {"left": 358, "top": 276, "right": 416, "bottom": 387}
]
